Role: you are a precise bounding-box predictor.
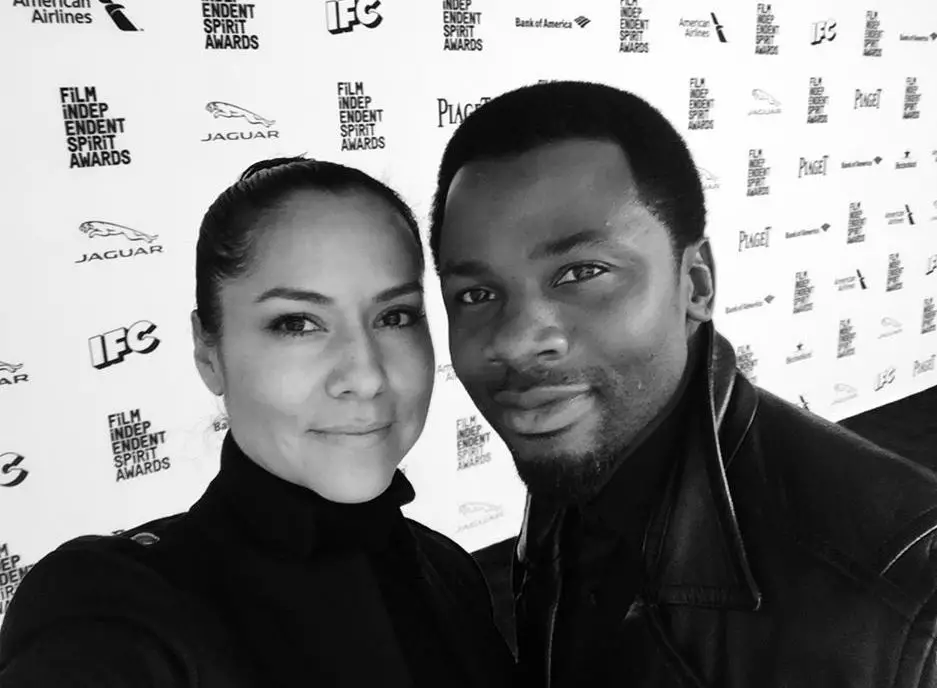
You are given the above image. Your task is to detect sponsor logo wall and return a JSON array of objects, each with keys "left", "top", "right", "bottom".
[{"left": 2, "top": 0, "right": 936, "bottom": 618}]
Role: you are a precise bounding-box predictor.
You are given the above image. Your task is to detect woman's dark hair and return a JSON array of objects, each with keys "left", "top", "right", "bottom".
[
  {"left": 429, "top": 81, "right": 706, "bottom": 272},
  {"left": 196, "top": 156, "right": 423, "bottom": 338}
]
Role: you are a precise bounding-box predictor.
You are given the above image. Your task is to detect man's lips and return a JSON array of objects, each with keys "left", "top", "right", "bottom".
[
  {"left": 492, "top": 385, "right": 593, "bottom": 436},
  {"left": 492, "top": 385, "right": 591, "bottom": 410}
]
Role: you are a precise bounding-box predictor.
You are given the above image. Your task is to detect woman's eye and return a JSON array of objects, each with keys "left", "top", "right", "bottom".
[
  {"left": 554, "top": 264, "right": 608, "bottom": 286},
  {"left": 271, "top": 315, "right": 322, "bottom": 336},
  {"left": 379, "top": 308, "right": 426, "bottom": 329},
  {"left": 457, "top": 288, "right": 495, "bottom": 306}
]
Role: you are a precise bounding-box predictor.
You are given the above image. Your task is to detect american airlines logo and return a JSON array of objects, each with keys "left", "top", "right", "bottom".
[
  {"left": 680, "top": 12, "right": 728, "bottom": 42},
  {"left": 99, "top": 1, "right": 139, "bottom": 31}
]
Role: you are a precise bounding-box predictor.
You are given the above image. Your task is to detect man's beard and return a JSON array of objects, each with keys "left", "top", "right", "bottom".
[{"left": 512, "top": 439, "right": 627, "bottom": 504}]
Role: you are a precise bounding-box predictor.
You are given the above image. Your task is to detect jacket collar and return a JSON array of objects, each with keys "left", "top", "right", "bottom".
[{"left": 516, "top": 321, "right": 762, "bottom": 611}]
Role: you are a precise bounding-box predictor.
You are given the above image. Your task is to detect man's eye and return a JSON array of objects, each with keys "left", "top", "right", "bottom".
[
  {"left": 554, "top": 264, "right": 608, "bottom": 286},
  {"left": 458, "top": 288, "right": 496, "bottom": 305}
]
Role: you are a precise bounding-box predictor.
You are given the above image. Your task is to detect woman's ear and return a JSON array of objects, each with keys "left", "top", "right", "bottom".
[
  {"left": 683, "top": 237, "right": 716, "bottom": 324},
  {"left": 192, "top": 310, "right": 225, "bottom": 397}
]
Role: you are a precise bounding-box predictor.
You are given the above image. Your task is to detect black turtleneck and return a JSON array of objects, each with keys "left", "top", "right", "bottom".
[
  {"left": 550, "top": 343, "right": 701, "bottom": 687},
  {"left": 201, "top": 434, "right": 477, "bottom": 688}
]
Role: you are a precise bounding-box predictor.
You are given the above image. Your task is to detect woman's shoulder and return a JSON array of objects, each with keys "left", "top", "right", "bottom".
[
  {"left": 2, "top": 521, "right": 198, "bottom": 643},
  {"left": 403, "top": 519, "right": 491, "bottom": 596},
  {"left": 0, "top": 521, "right": 248, "bottom": 687}
]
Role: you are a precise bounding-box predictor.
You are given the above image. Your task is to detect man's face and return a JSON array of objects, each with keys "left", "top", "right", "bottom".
[{"left": 438, "top": 139, "right": 696, "bottom": 501}]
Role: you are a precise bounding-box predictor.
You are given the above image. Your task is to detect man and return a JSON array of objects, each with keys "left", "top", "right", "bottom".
[{"left": 430, "top": 81, "right": 937, "bottom": 687}]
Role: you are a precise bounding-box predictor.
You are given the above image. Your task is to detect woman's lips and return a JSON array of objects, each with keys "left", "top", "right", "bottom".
[{"left": 309, "top": 424, "right": 393, "bottom": 445}]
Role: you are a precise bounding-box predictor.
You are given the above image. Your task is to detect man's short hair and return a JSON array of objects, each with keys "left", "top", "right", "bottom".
[{"left": 429, "top": 80, "right": 706, "bottom": 271}]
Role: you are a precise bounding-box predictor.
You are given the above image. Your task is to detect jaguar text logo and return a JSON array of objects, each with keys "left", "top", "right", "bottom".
[
  {"left": 76, "top": 221, "right": 163, "bottom": 264},
  {"left": 202, "top": 102, "right": 279, "bottom": 143}
]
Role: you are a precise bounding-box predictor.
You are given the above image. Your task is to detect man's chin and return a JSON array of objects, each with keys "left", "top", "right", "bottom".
[{"left": 512, "top": 446, "right": 619, "bottom": 504}]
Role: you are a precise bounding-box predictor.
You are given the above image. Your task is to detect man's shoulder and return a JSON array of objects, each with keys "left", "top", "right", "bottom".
[{"left": 745, "top": 388, "right": 937, "bottom": 595}]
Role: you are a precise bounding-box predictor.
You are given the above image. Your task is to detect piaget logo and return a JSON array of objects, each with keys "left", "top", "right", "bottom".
[
  {"left": 854, "top": 88, "right": 883, "bottom": 110},
  {"left": 738, "top": 227, "right": 771, "bottom": 253}
]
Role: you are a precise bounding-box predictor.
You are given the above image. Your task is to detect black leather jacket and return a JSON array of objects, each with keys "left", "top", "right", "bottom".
[{"left": 513, "top": 323, "right": 937, "bottom": 687}]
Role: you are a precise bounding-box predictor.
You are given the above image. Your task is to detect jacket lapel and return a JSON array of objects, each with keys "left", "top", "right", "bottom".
[{"left": 643, "top": 322, "right": 762, "bottom": 610}]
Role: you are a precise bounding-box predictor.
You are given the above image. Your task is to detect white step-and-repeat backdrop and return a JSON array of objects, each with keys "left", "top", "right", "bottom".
[{"left": 2, "top": 0, "right": 936, "bottom": 621}]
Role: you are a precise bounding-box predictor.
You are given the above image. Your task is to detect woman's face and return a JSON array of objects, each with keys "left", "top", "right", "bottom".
[{"left": 194, "top": 189, "right": 434, "bottom": 503}]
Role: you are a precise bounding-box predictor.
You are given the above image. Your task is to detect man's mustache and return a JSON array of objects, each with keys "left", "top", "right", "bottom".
[{"left": 487, "top": 366, "right": 590, "bottom": 394}]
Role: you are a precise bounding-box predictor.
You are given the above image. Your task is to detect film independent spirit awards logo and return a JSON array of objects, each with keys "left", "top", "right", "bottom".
[
  {"left": 75, "top": 221, "right": 163, "bottom": 265},
  {"left": 13, "top": 0, "right": 141, "bottom": 29},
  {"left": 202, "top": 101, "right": 280, "bottom": 143}
]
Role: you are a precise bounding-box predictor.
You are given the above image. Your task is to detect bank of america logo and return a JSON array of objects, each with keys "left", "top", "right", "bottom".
[{"left": 575, "top": 16, "right": 591, "bottom": 28}]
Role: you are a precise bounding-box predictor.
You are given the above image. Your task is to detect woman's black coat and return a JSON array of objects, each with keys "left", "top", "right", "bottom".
[{"left": 0, "top": 434, "right": 517, "bottom": 687}]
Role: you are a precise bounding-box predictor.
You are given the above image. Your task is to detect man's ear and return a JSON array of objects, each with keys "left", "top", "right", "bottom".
[
  {"left": 191, "top": 310, "right": 225, "bottom": 397},
  {"left": 682, "top": 237, "right": 716, "bottom": 325}
]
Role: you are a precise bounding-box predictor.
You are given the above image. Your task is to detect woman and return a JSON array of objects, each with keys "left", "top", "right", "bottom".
[{"left": 0, "top": 157, "right": 516, "bottom": 687}]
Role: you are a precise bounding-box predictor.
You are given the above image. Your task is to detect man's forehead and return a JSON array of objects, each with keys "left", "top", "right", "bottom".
[{"left": 448, "top": 138, "right": 637, "bottom": 192}]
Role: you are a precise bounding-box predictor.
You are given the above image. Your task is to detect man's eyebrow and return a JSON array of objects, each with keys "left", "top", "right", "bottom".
[
  {"left": 439, "top": 229, "right": 621, "bottom": 279},
  {"left": 528, "top": 229, "right": 615, "bottom": 260},
  {"left": 439, "top": 259, "right": 491, "bottom": 280}
]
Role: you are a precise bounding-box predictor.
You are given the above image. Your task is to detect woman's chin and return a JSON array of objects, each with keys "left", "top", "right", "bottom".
[{"left": 306, "top": 464, "right": 399, "bottom": 504}]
